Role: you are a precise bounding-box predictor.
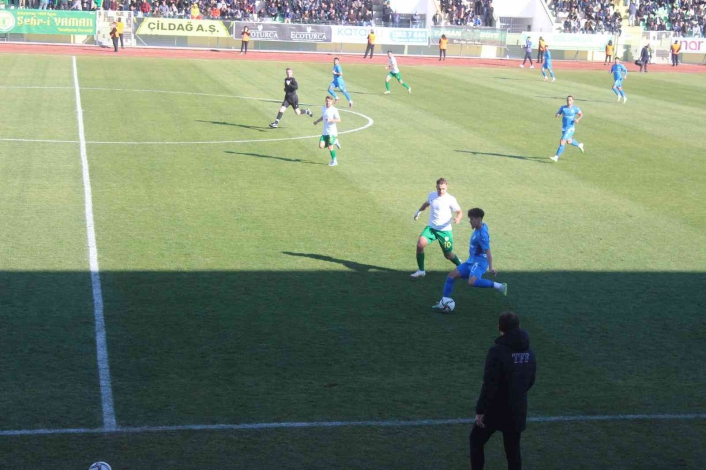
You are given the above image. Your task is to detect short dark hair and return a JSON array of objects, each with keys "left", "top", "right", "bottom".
[
  {"left": 334, "top": 57, "right": 339, "bottom": 61},
  {"left": 468, "top": 208, "right": 484, "bottom": 219},
  {"left": 436, "top": 177, "right": 447, "bottom": 186},
  {"left": 499, "top": 311, "right": 520, "bottom": 333}
]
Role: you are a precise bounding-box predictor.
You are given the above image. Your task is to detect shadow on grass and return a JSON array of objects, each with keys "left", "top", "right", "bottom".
[
  {"left": 1, "top": 269, "right": 704, "bottom": 444},
  {"left": 494, "top": 76, "right": 539, "bottom": 81},
  {"left": 225, "top": 151, "right": 326, "bottom": 165},
  {"left": 282, "top": 252, "right": 398, "bottom": 272},
  {"left": 196, "top": 120, "right": 271, "bottom": 132},
  {"left": 455, "top": 149, "right": 549, "bottom": 163},
  {"left": 535, "top": 95, "right": 612, "bottom": 103}
]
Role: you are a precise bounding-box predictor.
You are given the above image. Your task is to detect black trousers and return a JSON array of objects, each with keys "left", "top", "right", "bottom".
[
  {"left": 522, "top": 51, "right": 532, "bottom": 65},
  {"left": 364, "top": 43, "right": 374, "bottom": 58},
  {"left": 640, "top": 59, "right": 648, "bottom": 72},
  {"left": 111, "top": 36, "right": 119, "bottom": 52},
  {"left": 439, "top": 49, "right": 446, "bottom": 60},
  {"left": 671, "top": 53, "right": 678, "bottom": 66},
  {"left": 241, "top": 41, "right": 248, "bottom": 54},
  {"left": 470, "top": 424, "right": 523, "bottom": 470},
  {"left": 119, "top": 33, "right": 124, "bottom": 49},
  {"left": 537, "top": 49, "right": 543, "bottom": 63}
]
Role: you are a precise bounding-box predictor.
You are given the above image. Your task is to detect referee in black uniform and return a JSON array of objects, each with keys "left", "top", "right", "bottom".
[{"left": 269, "top": 67, "right": 312, "bottom": 128}]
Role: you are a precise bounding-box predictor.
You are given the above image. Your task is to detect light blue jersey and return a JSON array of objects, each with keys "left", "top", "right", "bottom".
[
  {"left": 455, "top": 222, "right": 491, "bottom": 280},
  {"left": 328, "top": 62, "right": 352, "bottom": 104},
  {"left": 557, "top": 105, "right": 581, "bottom": 130},
  {"left": 610, "top": 63, "right": 627, "bottom": 87},
  {"left": 467, "top": 223, "right": 490, "bottom": 266},
  {"left": 331, "top": 64, "right": 346, "bottom": 88},
  {"left": 525, "top": 40, "right": 532, "bottom": 53},
  {"left": 557, "top": 104, "right": 581, "bottom": 140},
  {"left": 543, "top": 50, "right": 552, "bottom": 68}
]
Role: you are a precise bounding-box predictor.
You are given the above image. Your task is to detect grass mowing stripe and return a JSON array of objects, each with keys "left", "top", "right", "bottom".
[
  {"left": 1, "top": 413, "right": 704, "bottom": 437},
  {"left": 73, "top": 56, "right": 116, "bottom": 431}
]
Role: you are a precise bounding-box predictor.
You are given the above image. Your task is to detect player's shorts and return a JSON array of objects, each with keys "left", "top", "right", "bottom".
[
  {"left": 388, "top": 72, "right": 403, "bottom": 81},
  {"left": 613, "top": 79, "right": 623, "bottom": 88},
  {"left": 319, "top": 134, "right": 338, "bottom": 147},
  {"left": 561, "top": 126, "right": 575, "bottom": 141},
  {"left": 457, "top": 260, "right": 488, "bottom": 280},
  {"left": 420, "top": 226, "right": 454, "bottom": 254},
  {"left": 330, "top": 80, "right": 346, "bottom": 90},
  {"left": 282, "top": 94, "right": 299, "bottom": 110},
  {"left": 542, "top": 62, "right": 552, "bottom": 70}
]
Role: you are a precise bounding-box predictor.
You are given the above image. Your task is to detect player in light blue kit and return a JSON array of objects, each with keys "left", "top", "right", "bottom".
[
  {"left": 542, "top": 45, "right": 556, "bottom": 82},
  {"left": 550, "top": 95, "right": 584, "bottom": 162},
  {"left": 328, "top": 57, "right": 353, "bottom": 108},
  {"left": 433, "top": 208, "right": 507, "bottom": 311},
  {"left": 610, "top": 57, "right": 628, "bottom": 103}
]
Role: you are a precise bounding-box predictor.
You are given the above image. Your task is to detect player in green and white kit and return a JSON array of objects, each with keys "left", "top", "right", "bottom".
[
  {"left": 385, "top": 51, "right": 412, "bottom": 94},
  {"left": 411, "top": 178, "right": 463, "bottom": 278},
  {"left": 313, "top": 95, "right": 341, "bottom": 166}
]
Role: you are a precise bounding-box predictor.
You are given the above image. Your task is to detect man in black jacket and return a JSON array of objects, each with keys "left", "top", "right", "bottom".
[
  {"left": 270, "top": 67, "right": 313, "bottom": 128},
  {"left": 470, "top": 311, "right": 536, "bottom": 470},
  {"left": 638, "top": 43, "right": 650, "bottom": 73}
]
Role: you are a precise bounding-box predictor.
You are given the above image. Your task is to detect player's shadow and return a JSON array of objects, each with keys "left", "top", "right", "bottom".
[
  {"left": 196, "top": 120, "right": 271, "bottom": 132},
  {"left": 494, "top": 76, "right": 537, "bottom": 81},
  {"left": 535, "top": 95, "right": 610, "bottom": 103},
  {"left": 282, "top": 252, "right": 398, "bottom": 273},
  {"left": 455, "top": 150, "right": 549, "bottom": 163},
  {"left": 225, "top": 151, "right": 325, "bottom": 165}
]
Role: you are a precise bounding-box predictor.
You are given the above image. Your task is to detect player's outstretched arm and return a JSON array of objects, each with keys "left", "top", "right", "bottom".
[
  {"left": 313, "top": 116, "right": 323, "bottom": 125},
  {"left": 454, "top": 210, "right": 463, "bottom": 224},
  {"left": 414, "top": 202, "right": 430, "bottom": 220}
]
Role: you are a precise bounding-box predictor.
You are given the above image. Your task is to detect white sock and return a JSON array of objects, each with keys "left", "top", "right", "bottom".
[{"left": 493, "top": 282, "right": 503, "bottom": 290}]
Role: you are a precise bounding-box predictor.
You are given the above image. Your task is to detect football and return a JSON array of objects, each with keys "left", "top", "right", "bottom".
[
  {"left": 89, "top": 463, "right": 112, "bottom": 470},
  {"left": 440, "top": 297, "right": 455, "bottom": 313}
]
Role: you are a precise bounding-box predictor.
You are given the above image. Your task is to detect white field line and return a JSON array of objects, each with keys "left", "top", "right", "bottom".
[
  {"left": 0, "top": 86, "right": 374, "bottom": 145},
  {"left": 1, "top": 413, "right": 704, "bottom": 437},
  {"left": 73, "top": 56, "right": 116, "bottom": 431},
  {"left": 0, "top": 138, "right": 78, "bottom": 143}
]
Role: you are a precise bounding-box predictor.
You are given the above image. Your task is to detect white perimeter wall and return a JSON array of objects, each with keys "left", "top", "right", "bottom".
[
  {"left": 493, "top": 0, "right": 555, "bottom": 32},
  {"left": 389, "top": 0, "right": 554, "bottom": 31},
  {"left": 388, "top": 0, "right": 430, "bottom": 15}
]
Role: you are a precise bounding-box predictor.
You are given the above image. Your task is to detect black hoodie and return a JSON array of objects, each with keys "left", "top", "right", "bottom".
[{"left": 475, "top": 328, "right": 536, "bottom": 432}]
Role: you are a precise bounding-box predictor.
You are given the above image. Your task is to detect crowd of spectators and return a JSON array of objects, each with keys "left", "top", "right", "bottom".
[
  {"left": 3, "top": 0, "right": 375, "bottom": 24},
  {"left": 434, "top": 0, "right": 495, "bottom": 26},
  {"left": 255, "top": 0, "right": 375, "bottom": 25},
  {"left": 633, "top": 0, "right": 705, "bottom": 36},
  {"left": 551, "top": 0, "right": 704, "bottom": 36},
  {"left": 553, "top": 1, "right": 623, "bottom": 34}
]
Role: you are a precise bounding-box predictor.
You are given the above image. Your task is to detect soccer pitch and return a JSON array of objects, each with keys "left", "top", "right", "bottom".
[{"left": 1, "top": 52, "right": 705, "bottom": 469}]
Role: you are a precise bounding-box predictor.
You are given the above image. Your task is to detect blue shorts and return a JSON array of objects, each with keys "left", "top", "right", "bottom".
[
  {"left": 330, "top": 80, "right": 346, "bottom": 90},
  {"left": 561, "top": 126, "right": 575, "bottom": 141},
  {"left": 543, "top": 62, "right": 552, "bottom": 70},
  {"left": 457, "top": 260, "right": 488, "bottom": 280},
  {"left": 613, "top": 79, "right": 623, "bottom": 88}
]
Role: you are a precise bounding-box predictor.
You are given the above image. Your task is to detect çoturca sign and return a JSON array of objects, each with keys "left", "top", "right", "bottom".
[{"left": 232, "top": 22, "right": 331, "bottom": 43}]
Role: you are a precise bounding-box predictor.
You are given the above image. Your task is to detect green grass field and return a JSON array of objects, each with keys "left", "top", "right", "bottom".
[{"left": 1, "top": 53, "right": 705, "bottom": 469}]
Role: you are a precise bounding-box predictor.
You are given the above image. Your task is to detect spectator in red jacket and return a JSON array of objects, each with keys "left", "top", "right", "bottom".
[{"left": 140, "top": 0, "right": 151, "bottom": 15}]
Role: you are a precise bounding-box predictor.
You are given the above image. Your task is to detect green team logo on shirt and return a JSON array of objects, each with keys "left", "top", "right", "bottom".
[{"left": 0, "top": 11, "right": 17, "bottom": 34}]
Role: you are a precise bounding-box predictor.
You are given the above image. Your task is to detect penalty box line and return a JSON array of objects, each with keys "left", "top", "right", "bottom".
[{"left": 1, "top": 413, "right": 705, "bottom": 437}]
